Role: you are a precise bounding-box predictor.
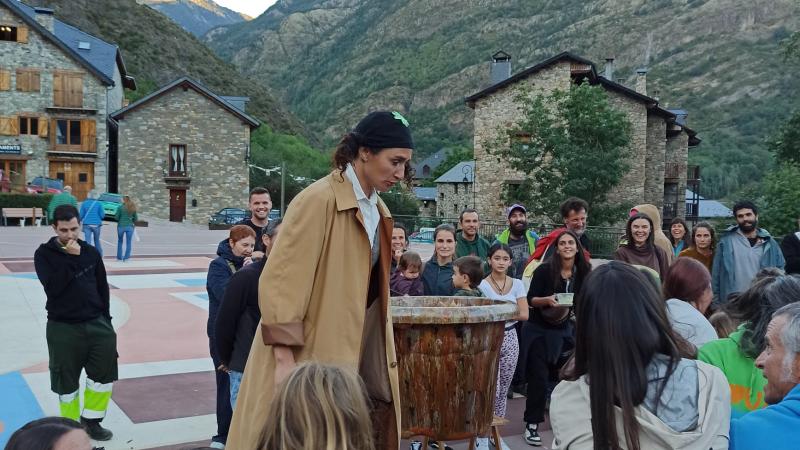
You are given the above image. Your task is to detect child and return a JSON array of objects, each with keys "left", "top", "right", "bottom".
[
  {"left": 390, "top": 251, "right": 424, "bottom": 296},
  {"left": 452, "top": 256, "right": 484, "bottom": 297}
]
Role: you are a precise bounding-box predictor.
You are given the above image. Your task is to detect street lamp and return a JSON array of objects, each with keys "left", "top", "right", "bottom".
[{"left": 461, "top": 162, "right": 476, "bottom": 208}]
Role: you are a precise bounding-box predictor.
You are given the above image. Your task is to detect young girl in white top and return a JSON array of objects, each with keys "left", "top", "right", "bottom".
[{"left": 476, "top": 243, "right": 528, "bottom": 449}]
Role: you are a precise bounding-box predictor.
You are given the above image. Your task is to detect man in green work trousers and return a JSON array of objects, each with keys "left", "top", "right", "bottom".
[{"left": 34, "top": 204, "right": 116, "bottom": 441}]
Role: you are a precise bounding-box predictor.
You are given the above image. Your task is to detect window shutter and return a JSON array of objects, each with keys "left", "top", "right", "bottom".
[
  {"left": 0, "top": 117, "right": 19, "bottom": 136},
  {"left": 39, "top": 117, "right": 48, "bottom": 138},
  {"left": 67, "top": 75, "right": 83, "bottom": 107},
  {"left": 30, "top": 71, "right": 40, "bottom": 92},
  {"left": 16, "top": 26, "right": 28, "bottom": 43},
  {"left": 16, "top": 69, "right": 29, "bottom": 91},
  {"left": 50, "top": 119, "right": 57, "bottom": 149},
  {"left": 53, "top": 73, "right": 65, "bottom": 106},
  {"left": 0, "top": 70, "right": 10, "bottom": 91},
  {"left": 82, "top": 120, "right": 96, "bottom": 151}
]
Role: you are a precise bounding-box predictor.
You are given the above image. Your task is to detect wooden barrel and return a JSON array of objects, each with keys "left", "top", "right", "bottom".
[{"left": 391, "top": 296, "right": 518, "bottom": 441}]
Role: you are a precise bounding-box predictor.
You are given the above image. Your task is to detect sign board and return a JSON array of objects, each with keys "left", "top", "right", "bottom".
[{"left": 0, "top": 144, "right": 21, "bottom": 155}]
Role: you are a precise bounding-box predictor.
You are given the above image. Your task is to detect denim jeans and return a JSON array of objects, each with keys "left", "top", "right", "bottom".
[
  {"left": 229, "top": 370, "right": 243, "bottom": 410},
  {"left": 117, "top": 226, "right": 134, "bottom": 260},
  {"left": 83, "top": 224, "right": 102, "bottom": 256}
]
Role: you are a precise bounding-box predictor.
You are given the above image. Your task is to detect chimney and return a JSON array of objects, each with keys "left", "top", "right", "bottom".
[
  {"left": 635, "top": 68, "right": 648, "bottom": 96},
  {"left": 490, "top": 51, "right": 512, "bottom": 85},
  {"left": 34, "top": 7, "right": 55, "bottom": 33},
  {"left": 604, "top": 57, "right": 615, "bottom": 80}
]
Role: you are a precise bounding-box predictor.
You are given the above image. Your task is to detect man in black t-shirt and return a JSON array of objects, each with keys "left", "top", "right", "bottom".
[{"left": 237, "top": 187, "right": 272, "bottom": 259}]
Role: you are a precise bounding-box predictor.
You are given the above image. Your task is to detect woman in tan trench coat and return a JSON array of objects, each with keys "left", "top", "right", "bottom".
[{"left": 226, "top": 111, "right": 414, "bottom": 450}]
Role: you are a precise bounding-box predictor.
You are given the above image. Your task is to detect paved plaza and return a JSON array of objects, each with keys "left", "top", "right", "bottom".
[{"left": 0, "top": 220, "right": 553, "bottom": 449}]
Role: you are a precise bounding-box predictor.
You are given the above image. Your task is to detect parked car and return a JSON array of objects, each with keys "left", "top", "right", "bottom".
[
  {"left": 26, "top": 177, "right": 63, "bottom": 194},
  {"left": 97, "top": 193, "right": 123, "bottom": 220},
  {"left": 209, "top": 208, "right": 249, "bottom": 225},
  {"left": 409, "top": 227, "right": 435, "bottom": 244}
]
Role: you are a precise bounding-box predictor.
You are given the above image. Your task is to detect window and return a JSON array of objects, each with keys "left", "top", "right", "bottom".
[
  {"left": 55, "top": 172, "right": 65, "bottom": 181},
  {"left": 0, "top": 25, "right": 18, "bottom": 42},
  {"left": 0, "top": 160, "right": 26, "bottom": 192},
  {"left": 19, "top": 117, "right": 38, "bottom": 135},
  {"left": 54, "top": 119, "right": 91, "bottom": 150},
  {"left": 78, "top": 173, "right": 88, "bottom": 183},
  {"left": 169, "top": 144, "right": 187, "bottom": 176},
  {"left": 53, "top": 72, "right": 83, "bottom": 107},
  {"left": 16, "top": 69, "right": 40, "bottom": 92}
]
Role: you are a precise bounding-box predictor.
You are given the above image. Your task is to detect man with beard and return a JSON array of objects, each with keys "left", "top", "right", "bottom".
[
  {"left": 528, "top": 198, "right": 592, "bottom": 263},
  {"left": 237, "top": 187, "right": 272, "bottom": 260},
  {"left": 712, "top": 200, "right": 785, "bottom": 303},
  {"left": 455, "top": 208, "right": 491, "bottom": 259},
  {"left": 495, "top": 204, "right": 539, "bottom": 279}
]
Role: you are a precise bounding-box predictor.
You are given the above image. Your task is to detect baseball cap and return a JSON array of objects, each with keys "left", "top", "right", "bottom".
[{"left": 507, "top": 204, "right": 527, "bottom": 218}]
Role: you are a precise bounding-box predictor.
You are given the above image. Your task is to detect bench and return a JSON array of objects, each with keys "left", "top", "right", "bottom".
[{"left": 2, "top": 207, "right": 45, "bottom": 226}]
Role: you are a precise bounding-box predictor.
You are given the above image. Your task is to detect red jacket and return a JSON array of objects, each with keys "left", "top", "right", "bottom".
[{"left": 527, "top": 227, "right": 591, "bottom": 264}]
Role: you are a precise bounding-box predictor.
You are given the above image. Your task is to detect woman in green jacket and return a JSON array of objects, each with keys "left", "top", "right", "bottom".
[{"left": 115, "top": 196, "right": 138, "bottom": 261}]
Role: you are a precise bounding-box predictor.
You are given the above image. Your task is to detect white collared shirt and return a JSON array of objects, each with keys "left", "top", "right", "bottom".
[{"left": 344, "top": 163, "right": 379, "bottom": 246}]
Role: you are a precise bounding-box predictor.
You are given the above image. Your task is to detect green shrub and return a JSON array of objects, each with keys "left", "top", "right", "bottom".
[{"left": 0, "top": 193, "right": 54, "bottom": 210}]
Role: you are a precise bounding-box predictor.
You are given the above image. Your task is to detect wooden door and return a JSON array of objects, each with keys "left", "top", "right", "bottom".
[
  {"left": 49, "top": 161, "right": 94, "bottom": 200},
  {"left": 169, "top": 189, "right": 186, "bottom": 222}
]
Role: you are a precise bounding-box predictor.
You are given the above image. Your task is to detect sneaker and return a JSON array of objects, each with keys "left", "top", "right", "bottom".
[
  {"left": 80, "top": 418, "right": 113, "bottom": 441},
  {"left": 523, "top": 422, "right": 542, "bottom": 446},
  {"left": 209, "top": 442, "right": 225, "bottom": 449},
  {"left": 474, "top": 437, "right": 490, "bottom": 449},
  {"left": 410, "top": 441, "right": 423, "bottom": 450},
  {"left": 428, "top": 442, "right": 454, "bottom": 450}
]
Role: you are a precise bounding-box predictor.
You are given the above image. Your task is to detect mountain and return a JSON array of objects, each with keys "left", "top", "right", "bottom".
[
  {"left": 139, "top": 0, "right": 250, "bottom": 37},
  {"left": 28, "top": 0, "right": 311, "bottom": 141},
  {"left": 205, "top": 0, "right": 800, "bottom": 199}
]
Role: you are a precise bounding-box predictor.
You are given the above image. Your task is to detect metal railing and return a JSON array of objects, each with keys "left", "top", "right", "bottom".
[{"left": 393, "top": 215, "right": 625, "bottom": 259}]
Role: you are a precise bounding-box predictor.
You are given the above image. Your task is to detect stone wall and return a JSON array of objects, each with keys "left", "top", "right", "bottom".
[
  {"left": 472, "top": 62, "right": 572, "bottom": 220},
  {"left": 666, "top": 130, "right": 689, "bottom": 219},
  {"left": 436, "top": 181, "right": 475, "bottom": 217},
  {"left": 604, "top": 91, "right": 648, "bottom": 212},
  {"left": 0, "top": 4, "right": 120, "bottom": 198},
  {"left": 644, "top": 115, "right": 667, "bottom": 209},
  {"left": 116, "top": 87, "right": 251, "bottom": 225}
]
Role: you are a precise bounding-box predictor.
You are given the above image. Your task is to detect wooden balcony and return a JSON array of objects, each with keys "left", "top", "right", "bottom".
[{"left": 665, "top": 163, "right": 700, "bottom": 181}]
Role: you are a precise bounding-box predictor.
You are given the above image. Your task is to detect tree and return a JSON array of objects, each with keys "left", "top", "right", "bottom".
[
  {"left": 759, "top": 164, "right": 800, "bottom": 237},
  {"left": 380, "top": 185, "right": 420, "bottom": 217},
  {"left": 488, "top": 84, "right": 632, "bottom": 224},
  {"left": 767, "top": 110, "right": 800, "bottom": 166}
]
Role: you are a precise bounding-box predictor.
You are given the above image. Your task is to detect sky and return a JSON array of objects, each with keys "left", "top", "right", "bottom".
[{"left": 214, "top": 0, "right": 278, "bottom": 18}]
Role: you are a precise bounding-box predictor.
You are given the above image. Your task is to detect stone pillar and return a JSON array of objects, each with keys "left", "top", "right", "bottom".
[{"left": 644, "top": 115, "right": 666, "bottom": 209}]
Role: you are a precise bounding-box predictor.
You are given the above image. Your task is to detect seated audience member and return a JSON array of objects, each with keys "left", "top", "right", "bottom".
[
  {"left": 551, "top": 262, "right": 730, "bottom": 450},
  {"left": 390, "top": 251, "right": 424, "bottom": 296},
  {"left": 215, "top": 219, "right": 282, "bottom": 409},
  {"left": 699, "top": 274, "right": 800, "bottom": 418},
  {"left": 4, "top": 417, "right": 91, "bottom": 450},
  {"left": 259, "top": 362, "right": 375, "bottom": 450},
  {"left": 613, "top": 213, "right": 670, "bottom": 278},
  {"left": 452, "top": 255, "right": 485, "bottom": 297},
  {"left": 730, "top": 301, "right": 800, "bottom": 450},
  {"left": 662, "top": 257, "right": 718, "bottom": 348}
]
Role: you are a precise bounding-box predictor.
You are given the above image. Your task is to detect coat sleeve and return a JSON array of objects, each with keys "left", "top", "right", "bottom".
[
  {"left": 94, "top": 251, "right": 111, "bottom": 319},
  {"left": 259, "top": 189, "right": 329, "bottom": 347},
  {"left": 782, "top": 233, "right": 800, "bottom": 274},
  {"left": 34, "top": 248, "right": 79, "bottom": 299},
  {"left": 206, "top": 259, "right": 231, "bottom": 304},
  {"left": 215, "top": 271, "right": 247, "bottom": 365}
]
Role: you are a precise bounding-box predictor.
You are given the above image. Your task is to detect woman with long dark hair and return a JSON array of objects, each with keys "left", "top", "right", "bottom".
[
  {"left": 521, "top": 230, "right": 591, "bottom": 446},
  {"left": 4, "top": 417, "right": 91, "bottom": 450},
  {"left": 669, "top": 217, "right": 690, "bottom": 258},
  {"left": 679, "top": 221, "right": 716, "bottom": 272},
  {"left": 228, "top": 111, "right": 412, "bottom": 449},
  {"left": 551, "top": 262, "right": 730, "bottom": 450},
  {"left": 614, "top": 213, "right": 670, "bottom": 278}
]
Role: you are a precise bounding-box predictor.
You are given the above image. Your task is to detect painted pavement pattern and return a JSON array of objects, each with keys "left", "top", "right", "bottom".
[{"left": 0, "top": 247, "right": 553, "bottom": 449}]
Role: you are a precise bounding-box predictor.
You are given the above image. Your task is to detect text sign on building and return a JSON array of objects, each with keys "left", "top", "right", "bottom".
[{"left": 0, "top": 144, "right": 21, "bottom": 155}]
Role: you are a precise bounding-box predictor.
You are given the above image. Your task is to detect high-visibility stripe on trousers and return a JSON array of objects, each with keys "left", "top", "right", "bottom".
[
  {"left": 83, "top": 378, "right": 113, "bottom": 419},
  {"left": 59, "top": 390, "right": 80, "bottom": 421}
]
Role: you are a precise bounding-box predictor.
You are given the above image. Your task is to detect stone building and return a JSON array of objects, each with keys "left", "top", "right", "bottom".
[
  {"left": 110, "top": 77, "right": 259, "bottom": 224},
  {"left": 412, "top": 186, "right": 437, "bottom": 216},
  {"left": 0, "top": 0, "right": 135, "bottom": 200},
  {"left": 434, "top": 161, "right": 476, "bottom": 217},
  {"left": 411, "top": 148, "right": 448, "bottom": 186},
  {"left": 465, "top": 52, "right": 700, "bottom": 226}
]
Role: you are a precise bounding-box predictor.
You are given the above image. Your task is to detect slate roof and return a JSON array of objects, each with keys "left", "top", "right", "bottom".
[
  {"left": 110, "top": 77, "right": 260, "bottom": 128},
  {"left": 686, "top": 189, "right": 732, "bottom": 218},
  {"left": 435, "top": 161, "right": 474, "bottom": 183},
  {"left": 7, "top": 0, "right": 136, "bottom": 89},
  {"left": 413, "top": 187, "right": 437, "bottom": 201},
  {"left": 412, "top": 148, "right": 450, "bottom": 179}
]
